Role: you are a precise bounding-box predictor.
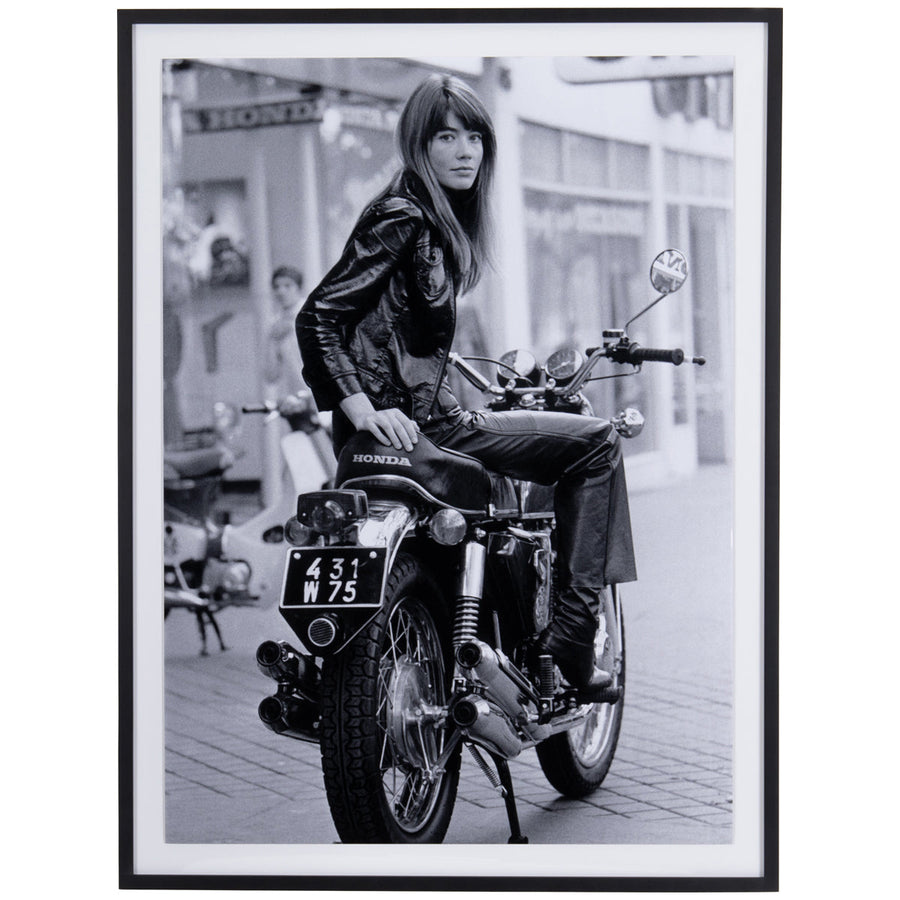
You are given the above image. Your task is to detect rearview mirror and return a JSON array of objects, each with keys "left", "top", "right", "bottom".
[{"left": 649, "top": 249, "right": 688, "bottom": 295}]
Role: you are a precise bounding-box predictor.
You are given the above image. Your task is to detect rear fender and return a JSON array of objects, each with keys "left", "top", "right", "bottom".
[{"left": 278, "top": 499, "right": 420, "bottom": 653}]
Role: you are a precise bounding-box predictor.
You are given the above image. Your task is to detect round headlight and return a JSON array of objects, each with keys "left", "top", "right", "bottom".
[{"left": 427, "top": 508, "right": 467, "bottom": 546}]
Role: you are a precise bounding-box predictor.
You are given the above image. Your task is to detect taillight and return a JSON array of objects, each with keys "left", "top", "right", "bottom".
[{"left": 296, "top": 490, "right": 368, "bottom": 538}]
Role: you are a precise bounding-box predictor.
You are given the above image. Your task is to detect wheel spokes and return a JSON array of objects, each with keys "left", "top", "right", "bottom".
[{"left": 375, "top": 597, "right": 449, "bottom": 832}]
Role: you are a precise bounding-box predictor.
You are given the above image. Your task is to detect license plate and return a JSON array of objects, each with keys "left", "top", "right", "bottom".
[{"left": 281, "top": 547, "right": 387, "bottom": 609}]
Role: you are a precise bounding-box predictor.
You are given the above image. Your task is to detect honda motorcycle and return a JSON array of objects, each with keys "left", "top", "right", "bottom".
[
  {"left": 256, "top": 249, "right": 703, "bottom": 842},
  {"left": 164, "top": 391, "right": 336, "bottom": 654}
]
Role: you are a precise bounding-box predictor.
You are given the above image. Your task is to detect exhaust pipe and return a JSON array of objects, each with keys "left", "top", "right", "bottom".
[
  {"left": 256, "top": 640, "right": 319, "bottom": 696},
  {"left": 258, "top": 691, "right": 320, "bottom": 743},
  {"left": 256, "top": 640, "right": 321, "bottom": 743},
  {"left": 455, "top": 639, "right": 538, "bottom": 720},
  {"left": 451, "top": 696, "right": 523, "bottom": 758},
  {"left": 454, "top": 638, "right": 598, "bottom": 744}
]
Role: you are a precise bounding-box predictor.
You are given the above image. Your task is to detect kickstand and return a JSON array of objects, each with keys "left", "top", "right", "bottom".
[
  {"left": 465, "top": 744, "right": 528, "bottom": 843},
  {"left": 492, "top": 753, "right": 528, "bottom": 844}
]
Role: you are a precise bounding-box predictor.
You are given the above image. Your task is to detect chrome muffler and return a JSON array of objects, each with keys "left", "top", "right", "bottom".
[
  {"left": 455, "top": 639, "right": 539, "bottom": 718},
  {"left": 454, "top": 638, "right": 597, "bottom": 748},
  {"left": 256, "top": 640, "right": 321, "bottom": 743},
  {"left": 453, "top": 638, "right": 544, "bottom": 758},
  {"left": 450, "top": 696, "right": 523, "bottom": 758}
]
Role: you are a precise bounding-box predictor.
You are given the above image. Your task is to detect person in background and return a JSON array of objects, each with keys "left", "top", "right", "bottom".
[{"left": 264, "top": 265, "right": 307, "bottom": 395}]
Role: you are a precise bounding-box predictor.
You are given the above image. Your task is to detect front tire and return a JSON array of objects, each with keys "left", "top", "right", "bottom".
[
  {"left": 319, "top": 553, "right": 460, "bottom": 843},
  {"left": 537, "top": 595, "right": 625, "bottom": 797}
]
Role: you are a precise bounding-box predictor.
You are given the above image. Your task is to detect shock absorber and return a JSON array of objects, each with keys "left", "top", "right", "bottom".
[{"left": 453, "top": 539, "right": 487, "bottom": 648}]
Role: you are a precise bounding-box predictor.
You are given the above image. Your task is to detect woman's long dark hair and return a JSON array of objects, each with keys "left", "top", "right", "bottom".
[{"left": 372, "top": 74, "right": 496, "bottom": 294}]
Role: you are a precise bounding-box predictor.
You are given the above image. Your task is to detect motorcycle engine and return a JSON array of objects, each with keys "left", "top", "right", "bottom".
[{"left": 484, "top": 530, "right": 552, "bottom": 640}]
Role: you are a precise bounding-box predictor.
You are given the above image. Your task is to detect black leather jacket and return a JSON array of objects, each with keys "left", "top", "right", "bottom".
[{"left": 297, "top": 178, "right": 462, "bottom": 426}]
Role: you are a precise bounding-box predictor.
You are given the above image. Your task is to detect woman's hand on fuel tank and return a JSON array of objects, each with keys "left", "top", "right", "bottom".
[{"left": 340, "top": 393, "right": 419, "bottom": 452}]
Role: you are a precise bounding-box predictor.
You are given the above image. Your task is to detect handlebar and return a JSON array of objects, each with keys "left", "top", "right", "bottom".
[
  {"left": 448, "top": 352, "right": 504, "bottom": 394},
  {"left": 450, "top": 339, "right": 705, "bottom": 406}
]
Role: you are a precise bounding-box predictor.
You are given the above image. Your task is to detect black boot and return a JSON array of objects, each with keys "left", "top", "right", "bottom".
[
  {"left": 545, "top": 455, "right": 628, "bottom": 697},
  {"left": 535, "top": 626, "right": 612, "bottom": 695}
]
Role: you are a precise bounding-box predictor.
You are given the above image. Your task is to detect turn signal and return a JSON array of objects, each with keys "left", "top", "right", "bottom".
[
  {"left": 427, "top": 508, "right": 467, "bottom": 546},
  {"left": 284, "top": 516, "right": 312, "bottom": 546}
]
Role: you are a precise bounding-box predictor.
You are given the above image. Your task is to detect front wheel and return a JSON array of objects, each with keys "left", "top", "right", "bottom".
[
  {"left": 537, "top": 592, "right": 625, "bottom": 797},
  {"left": 319, "top": 553, "right": 460, "bottom": 843}
]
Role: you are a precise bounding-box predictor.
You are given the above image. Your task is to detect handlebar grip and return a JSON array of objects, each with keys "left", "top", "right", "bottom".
[
  {"left": 241, "top": 404, "right": 270, "bottom": 414},
  {"left": 625, "top": 346, "right": 685, "bottom": 366}
]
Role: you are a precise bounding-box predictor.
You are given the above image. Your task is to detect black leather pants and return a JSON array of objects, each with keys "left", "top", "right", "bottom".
[{"left": 423, "top": 409, "right": 637, "bottom": 647}]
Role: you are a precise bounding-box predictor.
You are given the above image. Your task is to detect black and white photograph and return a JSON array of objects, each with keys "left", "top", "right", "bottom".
[
  {"left": 123, "top": 9, "right": 778, "bottom": 889},
  {"left": 16, "top": 2, "right": 900, "bottom": 898}
]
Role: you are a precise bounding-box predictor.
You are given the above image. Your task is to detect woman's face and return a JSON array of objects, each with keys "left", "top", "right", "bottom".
[{"left": 427, "top": 112, "right": 484, "bottom": 191}]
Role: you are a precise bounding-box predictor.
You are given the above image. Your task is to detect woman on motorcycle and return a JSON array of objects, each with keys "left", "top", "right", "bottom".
[{"left": 297, "top": 73, "right": 636, "bottom": 695}]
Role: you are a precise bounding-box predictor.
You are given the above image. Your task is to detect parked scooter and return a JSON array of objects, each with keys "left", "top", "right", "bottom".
[
  {"left": 256, "top": 249, "right": 704, "bottom": 843},
  {"left": 164, "top": 391, "right": 336, "bottom": 654}
]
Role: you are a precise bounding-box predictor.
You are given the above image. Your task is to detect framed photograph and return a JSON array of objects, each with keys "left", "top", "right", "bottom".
[{"left": 122, "top": 7, "right": 780, "bottom": 890}]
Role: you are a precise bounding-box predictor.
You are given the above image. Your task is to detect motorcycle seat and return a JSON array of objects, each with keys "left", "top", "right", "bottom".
[
  {"left": 335, "top": 431, "right": 519, "bottom": 516},
  {"left": 164, "top": 445, "right": 234, "bottom": 479}
]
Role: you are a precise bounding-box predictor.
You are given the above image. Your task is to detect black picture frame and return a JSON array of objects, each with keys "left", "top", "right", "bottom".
[{"left": 120, "top": 7, "right": 781, "bottom": 890}]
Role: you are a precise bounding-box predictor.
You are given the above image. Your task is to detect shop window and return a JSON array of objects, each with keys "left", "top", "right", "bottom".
[
  {"left": 681, "top": 153, "right": 705, "bottom": 196},
  {"left": 707, "top": 157, "right": 732, "bottom": 199},
  {"left": 664, "top": 150, "right": 733, "bottom": 201},
  {"left": 564, "top": 133, "right": 610, "bottom": 189},
  {"left": 523, "top": 188, "right": 653, "bottom": 453},
  {"left": 610, "top": 141, "right": 650, "bottom": 191},
  {"left": 664, "top": 150, "right": 680, "bottom": 193},
  {"left": 320, "top": 117, "right": 399, "bottom": 266},
  {"left": 522, "top": 121, "right": 650, "bottom": 194},
  {"left": 520, "top": 122, "right": 563, "bottom": 182}
]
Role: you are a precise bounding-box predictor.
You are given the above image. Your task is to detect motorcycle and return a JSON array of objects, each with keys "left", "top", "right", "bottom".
[
  {"left": 164, "top": 391, "right": 336, "bottom": 654},
  {"left": 256, "top": 249, "right": 704, "bottom": 842}
]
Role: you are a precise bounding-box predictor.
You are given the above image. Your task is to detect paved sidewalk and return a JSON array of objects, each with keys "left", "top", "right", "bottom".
[{"left": 165, "top": 464, "right": 733, "bottom": 845}]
